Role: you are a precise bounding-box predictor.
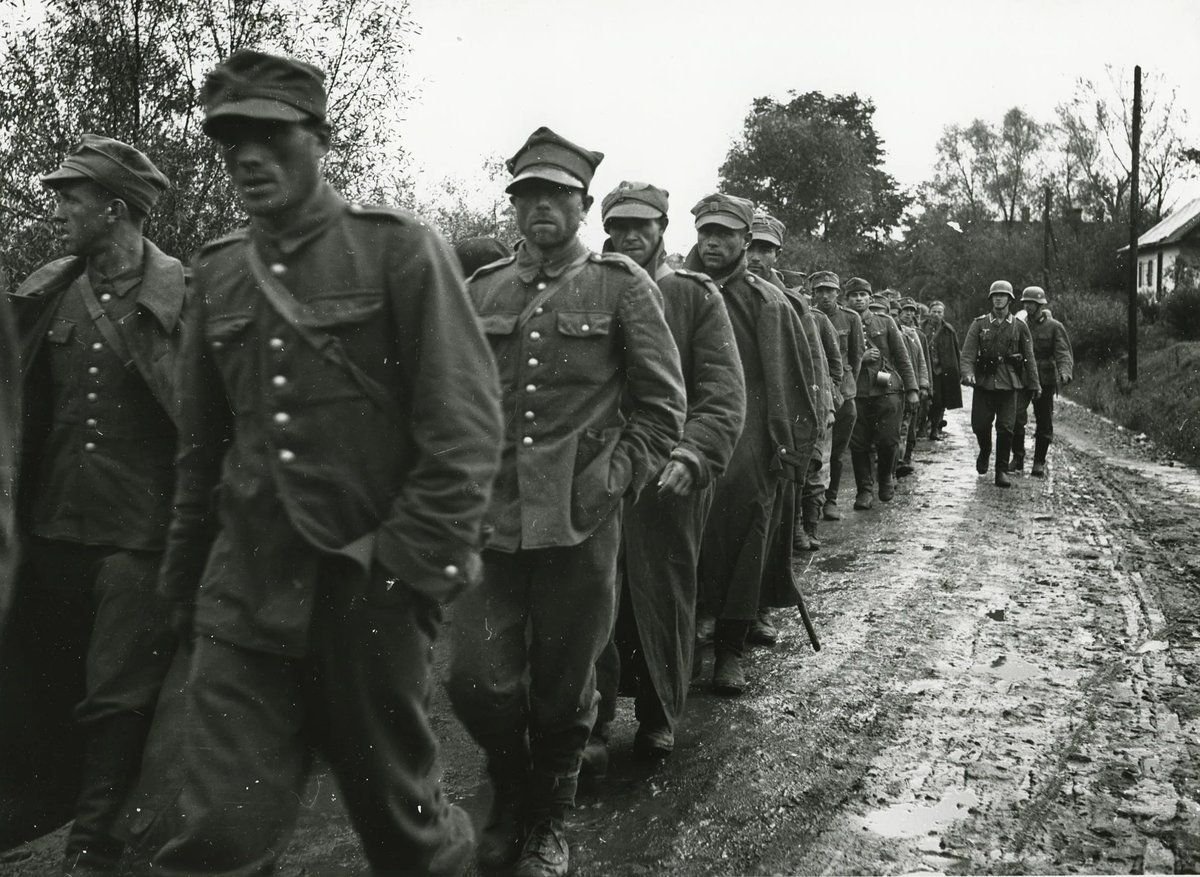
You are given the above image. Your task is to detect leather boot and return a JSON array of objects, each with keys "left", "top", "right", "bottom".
[
  {"left": 994, "top": 433, "right": 1012, "bottom": 488},
  {"left": 803, "top": 522, "right": 821, "bottom": 549},
  {"left": 822, "top": 499, "right": 842, "bottom": 521},
  {"left": 713, "top": 620, "right": 749, "bottom": 695},
  {"left": 479, "top": 759, "right": 530, "bottom": 870},
  {"left": 792, "top": 526, "right": 813, "bottom": 552},
  {"left": 827, "top": 457, "right": 844, "bottom": 504},
  {"left": 975, "top": 437, "right": 991, "bottom": 474},
  {"left": 1032, "top": 436, "right": 1050, "bottom": 477},
  {"left": 851, "top": 451, "right": 874, "bottom": 510},
  {"left": 876, "top": 447, "right": 897, "bottom": 502}
]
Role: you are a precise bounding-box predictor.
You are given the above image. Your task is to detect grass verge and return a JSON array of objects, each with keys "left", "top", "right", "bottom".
[{"left": 1065, "top": 340, "right": 1200, "bottom": 468}]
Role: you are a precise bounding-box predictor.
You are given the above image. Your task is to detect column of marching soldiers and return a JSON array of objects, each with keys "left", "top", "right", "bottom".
[{"left": 0, "top": 50, "right": 1075, "bottom": 877}]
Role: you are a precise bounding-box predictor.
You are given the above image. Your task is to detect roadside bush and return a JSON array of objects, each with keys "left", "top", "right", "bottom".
[
  {"left": 1161, "top": 263, "right": 1200, "bottom": 341},
  {"left": 1051, "top": 290, "right": 1127, "bottom": 364}
]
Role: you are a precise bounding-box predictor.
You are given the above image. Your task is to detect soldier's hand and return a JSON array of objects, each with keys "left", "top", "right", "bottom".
[
  {"left": 961, "top": 375, "right": 975, "bottom": 386},
  {"left": 657, "top": 460, "right": 694, "bottom": 496},
  {"left": 905, "top": 390, "right": 919, "bottom": 408},
  {"left": 863, "top": 347, "right": 881, "bottom": 364},
  {"left": 1061, "top": 374, "right": 1073, "bottom": 386}
]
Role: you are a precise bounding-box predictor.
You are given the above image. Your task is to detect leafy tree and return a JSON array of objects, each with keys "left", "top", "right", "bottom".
[
  {"left": 0, "top": 0, "right": 418, "bottom": 288},
  {"left": 1055, "top": 66, "right": 1193, "bottom": 223},
  {"left": 413, "top": 156, "right": 521, "bottom": 249},
  {"left": 931, "top": 108, "right": 1046, "bottom": 228},
  {"left": 719, "top": 91, "right": 908, "bottom": 244}
]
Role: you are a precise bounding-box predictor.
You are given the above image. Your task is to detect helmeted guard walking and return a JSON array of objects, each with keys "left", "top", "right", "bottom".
[
  {"left": 152, "top": 50, "right": 502, "bottom": 876},
  {"left": 447, "top": 131, "right": 686, "bottom": 877},
  {"left": 1013, "top": 286, "right": 1074, "bottom": 477},
  {"left": 960, "top": 280, "right": 1040, "bottom": 488}
]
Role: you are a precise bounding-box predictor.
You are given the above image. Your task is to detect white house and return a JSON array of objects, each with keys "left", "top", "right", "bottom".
[{"left": 1119, "top": 196, "right": 1200, "bottom": 303}]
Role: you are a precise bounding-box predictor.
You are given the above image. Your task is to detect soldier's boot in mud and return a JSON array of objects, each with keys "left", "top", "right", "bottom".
[
  {"left": 802, "top": 522, "right": 821, "bottom": 550},
  {"left": 825, "top": 459, "right": 844, "bottom": 520},
  {"left": 795, "top": 497, "right": 822, "bottom": 550},
  {"left": 851, "top": 452, "right": 874, "bottom": 510},
  {"left": 580, "top": 722, "right": 609, "bottom": 781},
  {"left": 822, "top": 499, "right": 842, "bottom": 520},
  {"left": 994, "top": 434, "right": 1013, "bottom": 488},
  {"left": 1031, "top": 436, "right": 1050, "bottom": 477},
  {"left": 876, "top": 447, "right": 897, "bottom": 502},
  {"left": 792, "top": 526, "right": 813, "bottom": 552},
  {"left": 975, "top": 436, "right": 991, "bottom": 474},
  {"left": 514, "top": 817, "right": 569, "bottom": 877},
  {"left": 713, "top": 620, "right": 749, "bottom": 695},
  {"left": 478, "top": 761, "right": 530, "bottom": 870},
  {"left": 747, "top": 610, "right": 778, "bottom": 647},
  {"left": 427, "top": 804, "right": 476, "bottom": 877}
]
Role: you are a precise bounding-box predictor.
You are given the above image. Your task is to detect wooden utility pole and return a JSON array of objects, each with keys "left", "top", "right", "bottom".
[
  {"left": 1042, "top": 185, "right": 1051, "bottom": 293},
  {"left": 1128, "top": 65, "right": 1141, "bottom": 382}
]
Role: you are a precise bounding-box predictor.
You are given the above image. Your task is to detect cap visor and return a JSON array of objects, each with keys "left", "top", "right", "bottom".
[
  {"left": 204, "top": 99, "right": 312, "bottom": 133},
  {"left": 750, "top": 231, "right": 782, "bottom": 246},
  {"left": 695, "top": 214, "right": 748, "bottom": 231},
  {"left": 506, "top": 166, "right": 585, "bottom": 193},
  {"left": 40, "top": 167, "right": 93, "bottom": 188},
  {"left": 812, "top": 282, "right": 839, "bottom": 291},
  {"left": 603, "top": 202, "right": 665, "bottom": 221}
]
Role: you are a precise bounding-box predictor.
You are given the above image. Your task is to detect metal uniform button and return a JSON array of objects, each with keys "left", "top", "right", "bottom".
[
  {"left": 279, "top": 449, "right": 296, "bottom": 463},
  {"left": 87, "top": 366, "right": 99, "bottom": 375},
  {"left": 581, "top": 323, "right": 590, "bottom": 332},
  {"left": 525, "top": 384, "right": 536, "bottom": 393},
  {"left": 85, "top": 418, "right": 97, "bottom": 428},
  {"left": 522, "top": 436, "right": 534, "bottom": 447},
  {"left": 534, "top": 306, "right": 544, "bottom": 315},
  {"left": 91, "top": 342, "right": 102, "bottom": 351},
  {"left": 524, "top": 410, "right": 535, "bottom": 420},
  {"left": 86, "top": 392, "right": 98, "bottom": 402},
  {"left": 530, "top": 331, "right": 541, "bottom": 340},
  {"left": 536, "top": 282, "right": 547, "bottom": 291},
  {"left": 99, "top": 293, "right": 112, "bottom": 303},
  {"left": 444, "top": 564, "right": 459, "bottom": 578},
  {"left": 269, "top": 337, "right": 284, "bottom": 350},
  {"left": 272, "top": 375, "right": 287, "bottom": 387},
  {"left": 270, "top": 263, "right": 286, "bottom": 276},
  {"left": 84, "top": 442, "right": 96, "bottom": 452},
  {"left": 527, "top": 358, "right": 539, "bottom": 367},
  {"left": 274, "top": 411, "right": 291, "bottom": 425}
]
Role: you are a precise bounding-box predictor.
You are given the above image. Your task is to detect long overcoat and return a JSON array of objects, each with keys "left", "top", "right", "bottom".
[{"left": 922, "top": 318, "right": 963, "bottom": 410}]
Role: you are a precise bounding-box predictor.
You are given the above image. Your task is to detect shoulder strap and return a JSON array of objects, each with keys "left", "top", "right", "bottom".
[
  {"left": 517, "top": 257, "right": 590, "bottom": 327},
  {"left": 244, "top": 242, "right": 393, "bottom": 411},
  {"left": 77, "top": 275, "right": 135, "bottom": 370}
]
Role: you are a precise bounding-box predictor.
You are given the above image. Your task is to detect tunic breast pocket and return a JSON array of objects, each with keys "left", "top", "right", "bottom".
[
  {"left": 46, "top": 317, "right": 76, "bottom": 346},
  {"left": 553, "top": 311, "right": 615, "bottom": 384}
]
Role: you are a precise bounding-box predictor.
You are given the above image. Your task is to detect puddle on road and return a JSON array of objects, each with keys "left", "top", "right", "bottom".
[{"left": 858, "top": 786, "right": 980, "bottom": 839}]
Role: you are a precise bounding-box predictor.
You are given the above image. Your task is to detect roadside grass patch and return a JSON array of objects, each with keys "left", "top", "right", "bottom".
[{"left": 1066, "top": 340, "right": 1200, "bottom": 467}]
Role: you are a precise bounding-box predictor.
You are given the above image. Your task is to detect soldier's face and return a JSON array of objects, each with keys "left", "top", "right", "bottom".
[
  {"left": 216, "top": 120, "right": 330, "bottom": 221},
  {"left": 50, "top": 182, "right": 113, "bottom": 258},
  {"left": 813, "top": 286, "right": 839, "bottom": 311},
  {"left": 1023, "top": 301, "right": 1041, "bottom": 318},
  {"left": 511, "top": 181, "right": 591, "bottom": 250},
  {"left": 605, "top": 217, "right": 664, "bottom": 268},
  {"left": 696, "top": 224, "right": 749, "bottom": 274},
  {"left": 746, "top": 241, "right": 779, "bottom": 278},
  {"left": 990, "top": 293, "right": 1011, "bottom": 313},
  {"left": 900, "top": 309, "right": 917, "bottom": 326},
  {"left": 847, "top": 291, "right": 870, "bottom": 313},
  {"left": 930, "top": 304, "right": 945, "bottom": 319}
]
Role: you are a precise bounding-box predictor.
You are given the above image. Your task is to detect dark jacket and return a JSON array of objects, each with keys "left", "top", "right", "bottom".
[
  {"left": 160, "top": 187, "right": 503, "bottom": 653},
  {"left": 960, "top": 312, "right": 1039, "bottom": 390},
  {"left": 923, "top": 318, "right": 963, "bottom": 409},
  {"left": 857, "top": 311, "right": 918, "bottom": 397},
  {"left": 817, "top": 303, "right": 864, "bottom": 401},
  {"left": 471, "top": 236, "right": 686, "bottom": 551},
  {"left": 1027, "top": 309, "right": 1074, "bottom": 388}
]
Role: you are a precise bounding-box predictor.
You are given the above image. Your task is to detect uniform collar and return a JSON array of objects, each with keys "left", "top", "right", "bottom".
[
  {"left": 249, "top": 183, "right": 343, "bottom": 257},
  {"left": 684, "top": 246, "right": 755, "bottom": 292},
  {"left": 514, "top": 236, "right": 589, "bottom": 283},
  {"left": 89, "top": 260, "right": 143, "bottom": 299},
  {"left": 135, "top": 238, "right": 187, "bottom": 334},
  {"left": 989, "top": 312, "right": 1013, "bottom": 325}
]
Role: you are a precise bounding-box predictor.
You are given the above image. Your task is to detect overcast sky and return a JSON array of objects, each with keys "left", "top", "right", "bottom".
[{"left": 402, "top": 0, "right": 1200, "bottom": 252}]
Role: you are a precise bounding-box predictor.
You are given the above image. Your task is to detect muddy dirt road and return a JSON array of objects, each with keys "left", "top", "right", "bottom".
[{"left": 5, "top": 394, "right": 1200, "bottom": 875}]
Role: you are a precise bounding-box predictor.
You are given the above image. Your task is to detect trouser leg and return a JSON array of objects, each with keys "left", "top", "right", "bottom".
[
  {"left": 311, "top": 565, "right": 469, "bottom": 875},
  {"left": 1033, "top": 386, "right": 1055, "bottom": 461},
  {"left": 527, "top": 514, "right": 620, "bottom": 819},
  {"left": 714, "top": 619, "right": 750, "bottom": 659},
  {"left": 1012, "top": 389, "right": 1033, "bottom": 465},
  {"left": 929, "top": 404, "right": 945, "bottom": 437},
  {"left": 971, "top": 389, "right": 996, "bottom": 458},
  {"left": 153, "top": 638, "right": 308, "bottom": 876},
  {"left": 993, "top": 390, "right": 1018, "bottom": 472},
  {"left": 825, "top": 398, "right": 857, "bottom": 504}
]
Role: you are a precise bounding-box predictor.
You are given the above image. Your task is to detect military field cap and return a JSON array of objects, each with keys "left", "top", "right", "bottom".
[
  {"left": 1021, "top": 285, "right": 1048, "bottom": 305},
  {"left": 751, "top": 214, "right": 785, "bottom": 247},
  {"left": 41, "top": 133, "right": 170, "bottom": 215},
  {"left": 929, "top": 300, "right": 945, "bottom": 309},
  {"left": 844, "top": 277, "right": 873, "bottom": 296},
  {"left": 779, "top": 269, "right": 807, "bottom": 288},
  {"left": 202, "top": 50, "right": 327, "bottom": 133},
  {"left": 988, "top": 280, "right": 1015, "bottom": 299},
  {"left": 506, "top": 127, "right": 603, "bottom": 193},
  {"left": 691, "top": 193, "right": 755, "bottom": 231},
  {"left": 870, "top": 293, "right": 890, "bottom": 309},
  {"left": 809, "top": 270, "right": 840, "bottom": 291},
  {"left": 900, "top": 297, "right": 918, "bottom": 311},
  {"left": 601, "top": 181, "right": 668, "bottom": 222},
  {"left": 454, "top": 236, "right": 512, "bottom": 277}
]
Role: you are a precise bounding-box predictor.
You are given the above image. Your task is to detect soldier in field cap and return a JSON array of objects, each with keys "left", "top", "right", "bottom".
[
  {"left": 4, "top": 132, "right": 182, "bottom": 872},
  {"left": 584, "top": 179, "right": 745, "bottom": 774},
  {"left": 447, "top": 131, "right": 686, "bottom": 876},
  {"left": 685, "top": 193, "right": 820, "bottom": 695},
  {"left": 151, "top": 49, "right": 503, "bottom": 875}
]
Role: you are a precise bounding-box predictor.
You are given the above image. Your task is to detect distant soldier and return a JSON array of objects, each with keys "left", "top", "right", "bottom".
[
  {"left": 589, "top": 180, "right": 745, "bottom": 768},
  {"left": 2, "top": 135, "right": 181, "bottom": 873},
  {"left": 922, "top": 300, "right": 962, "bottom": 440},
  {"left": 844, "top": 280, "right": 917, "bottom": 509},
  {"left": 960, "top": 281, "right": 1039, "bottom": 488},
  {"left": 896, "top": 298, "right": 931, "bottom": 477},
  {"left": 448, "top": 131, "right": 686, "bottom": 876},
  {"left": 687, "top": 194, "right": 819, "bottom": 694},
  {"left": 811, "top": 271, "right": 864, "bottom": 521},
  {"left": 1013, "top": 286, "right": 1074, "bottom": 477},
  {"left": 153, "top": 50, "right": 502, "bottom": 876}
]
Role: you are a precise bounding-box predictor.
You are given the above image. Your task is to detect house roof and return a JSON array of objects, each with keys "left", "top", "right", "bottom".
[{"left": 1118, "top": 196, "right": 1200, "bottom": 253}]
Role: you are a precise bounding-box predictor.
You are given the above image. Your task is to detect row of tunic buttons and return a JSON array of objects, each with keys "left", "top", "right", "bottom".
[
  {"left": 523, "top": 306, "right": 544, "bottom": 446},
  {"left": 268, "top": 335, "right": 295, "bottom": 464},
  {"left": 84, "top": 338, "right": 104, "bottom": 451}
]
